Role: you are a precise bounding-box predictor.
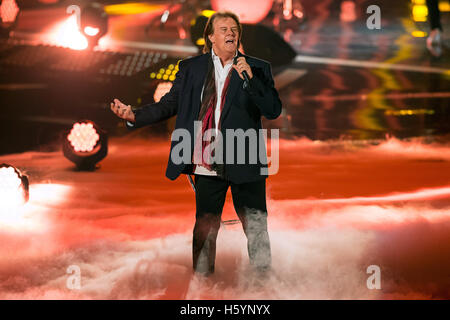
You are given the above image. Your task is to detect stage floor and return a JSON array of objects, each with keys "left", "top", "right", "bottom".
[{"left": 0, "top": 135, "right": 449, "bottom": 299}]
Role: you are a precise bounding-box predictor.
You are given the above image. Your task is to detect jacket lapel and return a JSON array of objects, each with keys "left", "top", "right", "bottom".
[
  {"left": 220, "top": 51, "right": 245, "bottom": 126},
  {"left": 191, "top": 51, "right": 245, "bottom": 124},
  {"left": 192, "top": 53, "right": 212, "bottom": 119}
]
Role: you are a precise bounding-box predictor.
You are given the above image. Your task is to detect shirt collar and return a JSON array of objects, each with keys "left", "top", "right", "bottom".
[{"left": 211, "top": 48, "right": 238, "bottom": 65}]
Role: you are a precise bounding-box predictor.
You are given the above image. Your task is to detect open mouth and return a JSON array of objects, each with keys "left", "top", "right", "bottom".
[{"left": 225, "top": 39, "right": 235, "bottom": 44}]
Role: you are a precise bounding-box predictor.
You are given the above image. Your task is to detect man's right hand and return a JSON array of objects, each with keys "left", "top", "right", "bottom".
[{"left": 110, "top": 98, "right": 136, "bottom": 122}]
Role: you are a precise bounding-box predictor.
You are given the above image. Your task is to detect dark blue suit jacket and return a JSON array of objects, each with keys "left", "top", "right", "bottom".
[{"left": 130, "top": 51, "right": 282, "bottom": 184}]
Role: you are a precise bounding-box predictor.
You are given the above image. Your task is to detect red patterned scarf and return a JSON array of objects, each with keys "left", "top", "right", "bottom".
[{"left": 194, "top": 61, "right": 233, "bottom": 172}]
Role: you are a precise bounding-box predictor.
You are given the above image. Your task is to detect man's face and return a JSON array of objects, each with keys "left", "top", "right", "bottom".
[{"left": 208, "top": 17, "right": 239, "bottom": 56}]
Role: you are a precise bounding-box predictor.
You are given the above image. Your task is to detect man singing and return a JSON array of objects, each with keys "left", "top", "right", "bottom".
[{"left": 111, "top": 11, "right": 282, "bottom": 276}]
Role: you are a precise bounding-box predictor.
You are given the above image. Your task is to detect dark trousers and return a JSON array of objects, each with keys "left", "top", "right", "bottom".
[
  {"left": 192, "top": 174, "right": 272, "bottom": 275},
  {"left": 427, "top": 0, "right": 442, "bottom": 31}
]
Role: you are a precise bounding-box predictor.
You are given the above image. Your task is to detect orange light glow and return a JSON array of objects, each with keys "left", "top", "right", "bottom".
[
  {"left": 283, "top": 0, "right": 292, "bottom": 20},
  {"left": 0, "top": 166, "right": 23, "bottom": 208},
  {"left": 67, "top": 122, "right": 100, "bottom": 152},
  {"left": 440, "top": 1, "right": 450, "bottom": 12},
  {"left": 293, "top": 9, "right": 303, "bottom": 19},
  {"left": 0, "top": 183, "right": 71, "bottom": 232},
  {"left": 154, "top": 82, "right": 173, "bottom": 103},
  {"left": 340, "top": 0, "right": 356, "bottom": 22},
  {"left": 46, "top": 15, "right": 88, "bottom": 50}
]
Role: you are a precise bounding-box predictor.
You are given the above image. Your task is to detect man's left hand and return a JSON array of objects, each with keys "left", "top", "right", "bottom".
[{"left": 233, "top": 57, "right": 253, "bottom": 80}]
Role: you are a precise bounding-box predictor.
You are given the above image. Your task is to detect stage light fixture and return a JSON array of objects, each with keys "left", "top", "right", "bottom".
[
  {"left": 0, "top": 0, "right": 19, "bottom": 38},
  {"left": 0, "top": 163, "right": 29, "bottom": 207},
  {"left": 80, "top": 2, "right": 108, "bottom": 49},
  {"left": 62, "top": 121, "right": 108, "bottom": 170}
]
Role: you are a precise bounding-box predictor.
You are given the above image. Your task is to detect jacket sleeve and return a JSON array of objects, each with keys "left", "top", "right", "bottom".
[
  {"left": 245, "top": 63, "right": 282, "bottom": 120},
  {"left": 127, "top": 60, "right": 186, "bottom": 129}
]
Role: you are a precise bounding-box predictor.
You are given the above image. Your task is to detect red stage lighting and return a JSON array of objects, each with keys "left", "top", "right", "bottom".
[
  {"left": 63, "top": 121, "right": 108, "bottom": 170},
  {"left": 0, "top": 163, "right": 29, "bottom": 207},
  {"left": 0, "top": 0, "right": 19, "bottom": 37},
  {"left": 0, "top": 0, "right": 18, "bottom": 23}
]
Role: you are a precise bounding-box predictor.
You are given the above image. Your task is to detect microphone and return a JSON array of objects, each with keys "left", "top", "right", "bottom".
[{"left": 233, "top": 57, "right": 249, "bottom": 88}]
